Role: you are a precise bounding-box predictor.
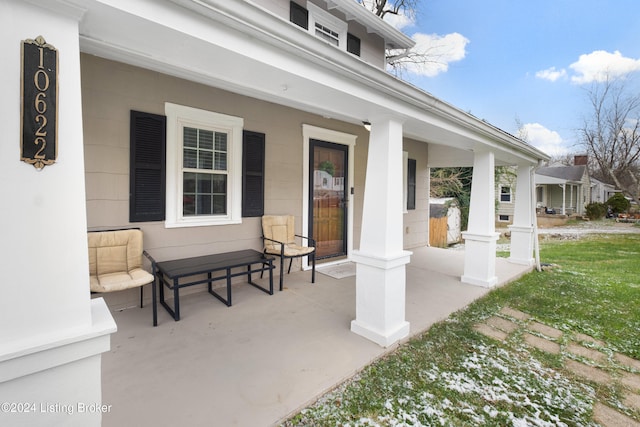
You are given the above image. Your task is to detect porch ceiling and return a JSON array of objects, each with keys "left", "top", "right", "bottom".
[{"left": 77, "top": 0, "right": 548, "bottom": 166}]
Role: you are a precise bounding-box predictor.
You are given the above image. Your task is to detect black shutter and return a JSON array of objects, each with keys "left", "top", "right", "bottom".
[
  {"left": 129, "top": 110, "right": 166, "bottom": 222},
  {"left": 407, "top": 158, "right": 416, "bottom": 210},
  {"left": 347, "top": 33, "right": 361, "bottom": 56},
  {"left": 290, "top": 1, "right": 308, "bottom": 29},
  {"left": 242, "top": 131, "right": 265, "bottom": 217}
]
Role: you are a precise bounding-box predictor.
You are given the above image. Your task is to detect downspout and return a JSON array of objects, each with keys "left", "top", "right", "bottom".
[{"left": 532, "top": 161, "right": 543, "bottom": 272}]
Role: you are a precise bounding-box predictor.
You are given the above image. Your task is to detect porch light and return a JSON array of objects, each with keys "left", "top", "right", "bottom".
[{"left": 362, "top": 121, "right": 371, "bottom": 131}]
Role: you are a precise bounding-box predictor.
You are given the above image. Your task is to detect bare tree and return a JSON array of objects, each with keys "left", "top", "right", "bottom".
[
  {"left": 578, "top": 77, "right": 640, "bottom": 204},
  {"left": 359, "top": 0, "right": 418, "bottom": 19},
  {"left": 357, "top": 0, "right": 449, "bottom": 77},
  {"left": 386, "top": 44, "right": 451, "bottom": 78}
]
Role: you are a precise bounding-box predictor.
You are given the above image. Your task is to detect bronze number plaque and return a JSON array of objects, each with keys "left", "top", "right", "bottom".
[{"left": 21, "top": 36, "right": 58, "bottom": 170}]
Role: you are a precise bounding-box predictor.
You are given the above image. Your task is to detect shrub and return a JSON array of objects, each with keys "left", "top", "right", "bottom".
[
  {"left": 585, "top": 202, "right": 607, "bottom": 220},
  {"left": 606, "top": 193, "right": 630, "bottom": 213}
]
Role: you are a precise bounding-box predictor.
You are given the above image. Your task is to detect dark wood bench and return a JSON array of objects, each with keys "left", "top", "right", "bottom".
[{"left": 147, "top": 249, "right": 275, "bottom": 326}]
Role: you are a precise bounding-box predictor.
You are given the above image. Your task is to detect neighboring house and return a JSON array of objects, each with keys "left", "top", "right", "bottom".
[
  {"left": 495, "top": 167, "right": 518, "bottom": 224},
  {"left": 535, "top": 164, "right": 591, "bottom": 215},
  {"left": 1, "top": 0, "right": 549, "bottom": 421},
  {"left": 590, "top": 177, "right": 619, "bottom": 204},
  {"left": 496, "top": 158, "right": 592, "bottom": 221}
]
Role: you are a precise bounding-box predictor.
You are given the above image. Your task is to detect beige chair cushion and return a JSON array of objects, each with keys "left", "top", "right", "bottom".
[
  {"left": 88, "top": 229, "right": 153, "bottom": 293},
  {"left": 262, "top": 215, "right": 315, "bottom": 256},
  {"left": 277, "top": 243, "right": 315, "bottom": 257},
  {"left": 262, "top": 215, "right": 295, "bottom": 251},
  {"left": 90, "top": 268, "right": 154, "bottom": 293},
  {"left": 96, "top": 245, "right": 128, "bottom": 276}
]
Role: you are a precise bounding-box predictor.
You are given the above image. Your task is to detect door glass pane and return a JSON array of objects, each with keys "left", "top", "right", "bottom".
[{"left": 312, "top": 143, "right": 346, "bottom": 259}]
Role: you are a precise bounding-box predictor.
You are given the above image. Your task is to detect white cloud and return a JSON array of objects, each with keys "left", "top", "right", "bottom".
[
  {"left": 521, "top": 123, "right": 568, "bottom": 157},
  {"left": 397, "top": 32, "right": 469, "bottom": 77},
  {"left": 358, "top": 1, "right": 467, "bottom": 77},
  {"left": 535, "top": 67, "right": 567, "bottom": 82},
  {"left": 569, "top": 50, "right": 640, "bottom": 84},
  {"left": 537, "top": 50, "right": 640, "bottom": 84},
  {"left": 383, "top": 10, "right": 414, "bottom": 31}
]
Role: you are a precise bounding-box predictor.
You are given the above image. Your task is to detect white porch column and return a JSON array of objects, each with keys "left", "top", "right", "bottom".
[
  {"left": 461, "top": 151, "right": 499, "bottom": 287},
  {"left": 570, "top": 185, "right": 575, "bottom": 212},
  {"left": 0, "top": 2, "right": 116, "bottom": 427},
  {"left": 509, "top": 165, "right": 535, "bottom": 266},
  {"left": 561, "top": 184, "right": 566, "bottom": 215},
  {"left": 351, "top": 117, "right": 411, "bottom": 347}
]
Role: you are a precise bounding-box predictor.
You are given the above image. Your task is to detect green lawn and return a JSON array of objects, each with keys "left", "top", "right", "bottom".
[{"left": 283, "top": 234, "right": 640, "bottom": 426}]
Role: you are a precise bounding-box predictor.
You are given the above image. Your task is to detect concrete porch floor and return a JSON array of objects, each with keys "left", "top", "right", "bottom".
[{"left": 101, "top": 247, "right": 532, "bottom": 427}]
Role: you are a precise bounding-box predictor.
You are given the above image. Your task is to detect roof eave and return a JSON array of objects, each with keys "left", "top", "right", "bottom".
[{"left": 322, "top": 0, "right": 415, "bottom": 49}]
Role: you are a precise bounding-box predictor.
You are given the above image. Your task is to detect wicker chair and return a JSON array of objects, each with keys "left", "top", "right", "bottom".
[{"left": 261, "top": 215, "right": 316, "bottom": 291}]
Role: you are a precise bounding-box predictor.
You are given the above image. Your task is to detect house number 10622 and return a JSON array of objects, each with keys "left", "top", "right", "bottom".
[{"left": 21, "top": 36, "right": 58, "bottom": 170}]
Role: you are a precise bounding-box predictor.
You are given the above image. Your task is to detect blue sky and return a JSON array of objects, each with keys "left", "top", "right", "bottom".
[{"left": 386, "top": 0, "right": 640, "bottom": 158}]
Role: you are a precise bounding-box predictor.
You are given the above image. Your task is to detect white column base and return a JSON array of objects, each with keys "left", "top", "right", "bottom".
[
  {"left": 351, "top": 319, "right": 410, "bottom": 348},
  {"left": 461, "top": 232, "right": 499, "bottom": 287},
  {"left": 351, "top": 250, "right": 412, "bottom": 347},
  {"left": 508, "top": 225, "right": 535, "bottom": 266},
  {"left": 0, "top": 299, "right": 116, "bottom": 427}
]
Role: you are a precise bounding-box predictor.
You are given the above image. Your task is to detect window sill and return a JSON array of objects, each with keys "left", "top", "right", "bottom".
[{"left": 165, "top": 217, "right": 242, "bottom": 228}]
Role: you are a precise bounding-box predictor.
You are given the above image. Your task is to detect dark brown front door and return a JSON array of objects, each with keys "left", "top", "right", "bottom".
[{"left": 309, "top": 139, "right": 348, "bottom": 259}]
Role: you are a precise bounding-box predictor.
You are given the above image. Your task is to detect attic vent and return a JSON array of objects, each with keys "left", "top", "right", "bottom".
[{"left": 315, "top": 22, "right": 339, "bottom": 46}]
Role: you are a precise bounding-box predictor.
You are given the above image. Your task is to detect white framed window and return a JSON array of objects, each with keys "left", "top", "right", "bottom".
[
  {"left": 165, "top": 103, "right": 243, "bottom": 227},
  {"left": 498, "top": 214, "right": 510, "bottom": 222},
  {"left": 307, "top": 3, "right": 347, "bottom": 48},
  {"left": 500, "top": 185, "right": 512, "bottom": 203}
]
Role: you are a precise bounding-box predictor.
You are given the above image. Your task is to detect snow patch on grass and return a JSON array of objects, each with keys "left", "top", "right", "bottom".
[{"left": 286, "top": 344, "right": 597, "bottom": 426}]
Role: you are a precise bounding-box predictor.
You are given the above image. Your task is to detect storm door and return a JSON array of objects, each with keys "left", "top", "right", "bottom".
[{"left": 309, "top": 139, "right": 348, "bottom": 259}]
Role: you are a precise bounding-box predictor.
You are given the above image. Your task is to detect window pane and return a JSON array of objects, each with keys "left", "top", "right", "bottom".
[
  {"left": 184, "top": 127, "right": 197, "bottom": 148},
  {"left": 213, "top": 195, "right": 226, "bottom": 214},
  {"left": 215, "top": 152, "right": 227, "bottom": 171},
  {"left": 183, "top": 148, "right": 197, "bottom": 168},
  {"left": 183, "top": 196, "right": 195, "bottom": 215},
  {"left": 212, "top": 174, "right": 226, "bottom": 193},
  {"left": 500, "top": 187, "right": 511, "bottom": 202},
  {"left": 184, "top": 127, "right": 220, "bottom": 170},
  {"left": 197, "top": 174, "right": 212, "bottom": 193},
  {"left": 197, "top": 194, "right": 212, "bottom": 215},
  {"left": 183, "top": 172, "right": 196, "bottom": 192},
  {"left": 199, "top": 130, "right": 214, "bottom": 150},
  {"left": 183, "top": 172, "right": 226, "bottom": 217},
  {"left": 215, "top": 133, "right": 227, "bottom": 152},
  {"left": 199, "top": 150, "right": 213, "bottom": 170}
]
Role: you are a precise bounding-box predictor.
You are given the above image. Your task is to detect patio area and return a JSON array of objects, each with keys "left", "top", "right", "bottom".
[{"left": 100, "top": 246, "right": 532, "bottom": 427}]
